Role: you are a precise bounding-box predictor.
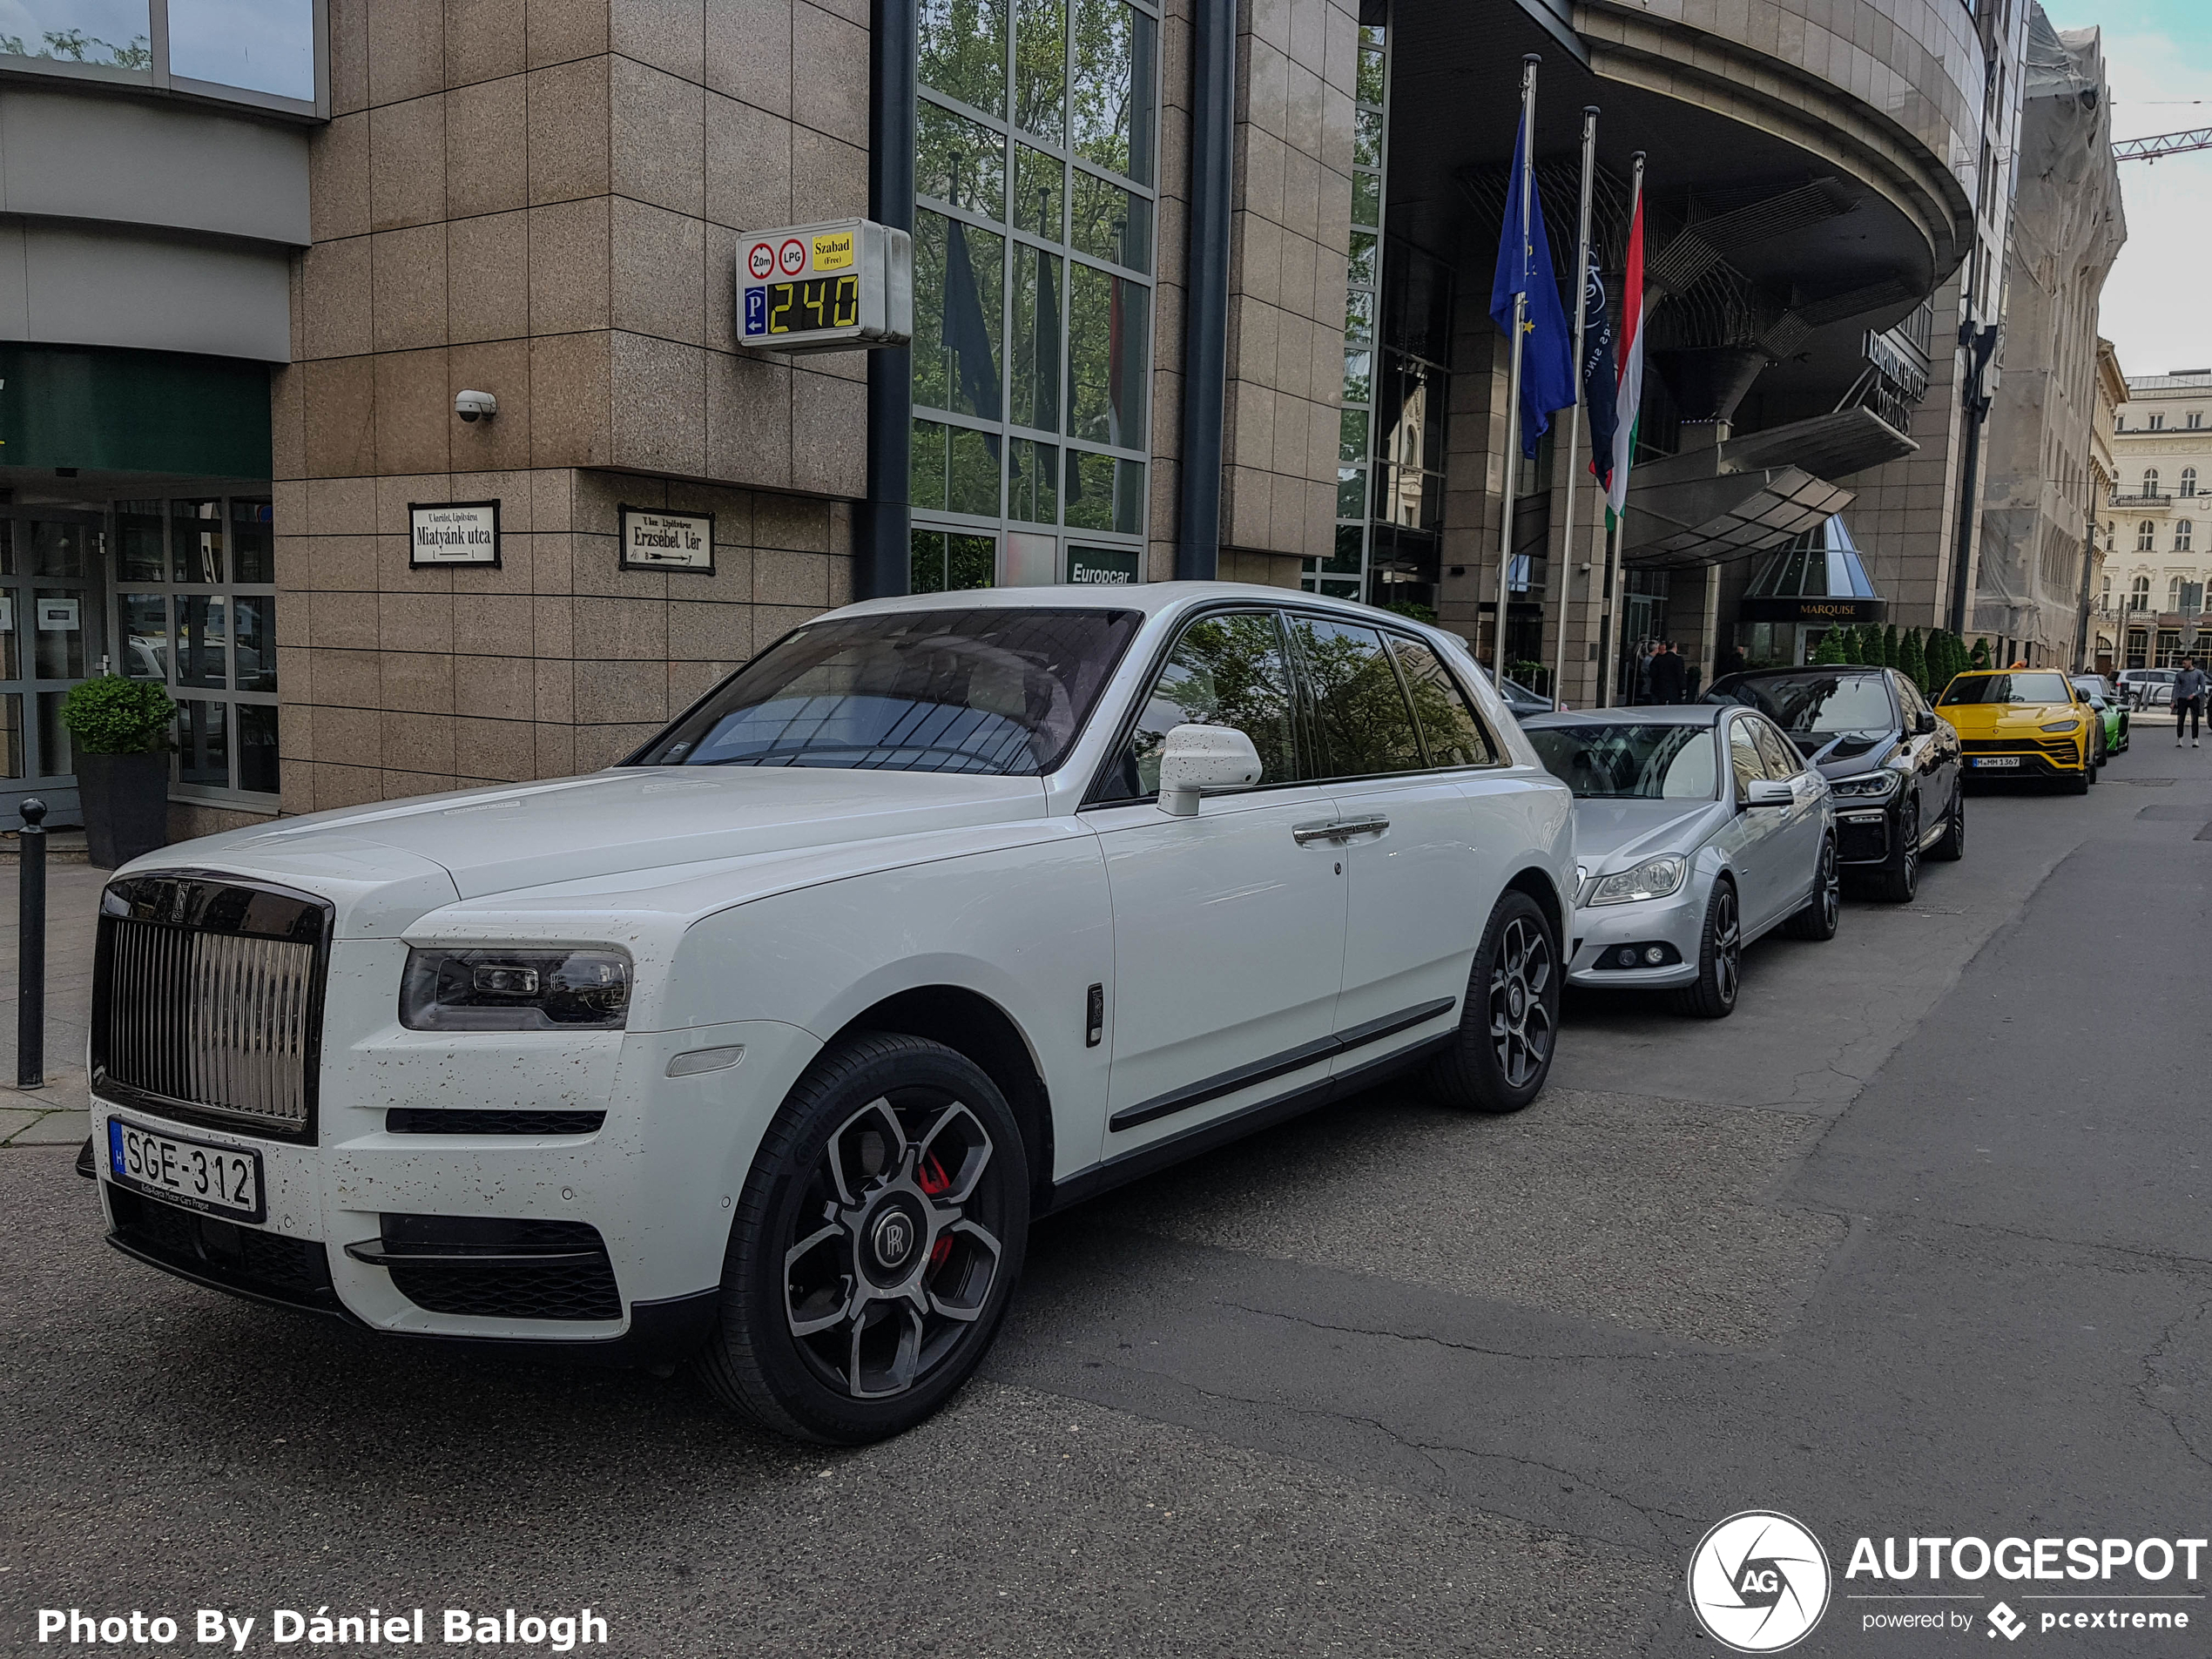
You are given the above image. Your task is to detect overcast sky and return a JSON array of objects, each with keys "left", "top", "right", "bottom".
[{"left": 2043, "top": 0, "right": 2212, "bottom": 380}]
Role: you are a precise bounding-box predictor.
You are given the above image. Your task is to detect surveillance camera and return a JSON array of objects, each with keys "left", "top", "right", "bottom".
[{"left": 455, "top": 389, "right": 498, "bottom": 423}]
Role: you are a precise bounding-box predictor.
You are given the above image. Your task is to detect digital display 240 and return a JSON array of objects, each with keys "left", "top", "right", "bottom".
[
  {"left": 737, "top": 219, "right": 912, "bottom": 354},
  {"left": 755, "top": 274, "right": 860, "bottom": 335}
]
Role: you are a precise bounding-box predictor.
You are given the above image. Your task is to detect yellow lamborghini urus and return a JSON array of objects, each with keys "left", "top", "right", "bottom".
[{"left": 1935, "top": 670, "right": 2097, "bottom": 794}]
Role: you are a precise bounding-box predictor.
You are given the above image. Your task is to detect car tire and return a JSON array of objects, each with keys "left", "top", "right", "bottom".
[
  {"left": 695, "top": 1032, "right": 1030, "bottom": 1445},
  {"left": 1928, "top": 785, "right": 1965, "bottom": 862},
  {"left": 1671, "top": 879, "right": 1741, "bottom": 1019},
  {"left": 1872, "top": 795, "right": 1920, "bottom": 902},
  {"left": 1425, "top": 888, "right": 1559, "bottom": 1115},
  {"left": 1782, "top": 834, "right": 1840, "bottom": 940},
  {"left": 2066, "top": 758, "right": 2092, "bottom": 795}
]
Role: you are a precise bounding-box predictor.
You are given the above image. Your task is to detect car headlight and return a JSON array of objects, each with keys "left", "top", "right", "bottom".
[
  {"left": 401, "top": 948, "right": 631, "bottom": 1031},
  {"left": 2040, "top": 719, "right": 2081, "bottom": 732},
  {"left": 1830, "top": 770, "right": 1902, "bottom": 799},
  {"left": 1589, "top": 855, "right": 1688, "bottom": 905}
]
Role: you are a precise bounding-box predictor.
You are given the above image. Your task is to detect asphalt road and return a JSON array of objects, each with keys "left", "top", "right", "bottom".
[{"left": 3, "top": 748, "right": 2208, "bottom": 1656}]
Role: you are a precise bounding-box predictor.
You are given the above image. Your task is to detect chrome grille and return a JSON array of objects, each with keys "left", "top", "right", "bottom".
[{"left": 95, "top": 874, "right": 329, "bottom": 1136}]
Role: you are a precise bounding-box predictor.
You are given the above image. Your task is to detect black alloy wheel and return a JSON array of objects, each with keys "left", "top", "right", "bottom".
[
  {"left": 1783, "top": 834, "right": 1841, "bottom": 940},
  {"left": 1427, "top": 889, "right": 1558, "bottom": 1114},
  {"left": 698, "top": 1033, "right": 1028, "bottom": 1443},
  {"left": 1874, "top": 795, "right": 1920, "bottom": 902},
  {"left": 1673, "top": 879, "right": 1741, "bottom": 1019},
  {"left": 1928, "top": 784, "right": 1965, "bottom": 862}
]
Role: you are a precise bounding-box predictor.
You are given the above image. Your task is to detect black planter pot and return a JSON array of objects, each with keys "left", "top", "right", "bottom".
[{"left": 76, "top": 750, "right": 172, "bottom": 870}]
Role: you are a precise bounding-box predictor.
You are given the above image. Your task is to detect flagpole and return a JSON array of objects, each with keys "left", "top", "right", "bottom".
[
  {"left": 1494, "top": 53, "right": 1539, "bottom": 691},
  {"left": 1549, "top": 105, "right": 1597, "bottom": 711},
  {"left": 1601, "top": 151, "right": 1644, "bottom": 709}
]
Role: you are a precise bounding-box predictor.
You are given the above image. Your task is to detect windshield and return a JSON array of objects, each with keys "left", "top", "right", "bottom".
[
  {"left": 633, "top": 608, "right": 1141, "bottom": 775},
  {"left": 1939, "top": 672, "right": 2073, "bottom": 707},
  {"left": 1709, "top": 671, "right": 1893, "bottom": 739},
  {"left": 1528, "top": 723, "right": 1718, "bottom": 800}
]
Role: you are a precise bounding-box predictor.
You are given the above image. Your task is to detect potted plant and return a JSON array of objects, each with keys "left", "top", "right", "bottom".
[{"left": 60, "top": 676, "right": 177, "bottom": 869}]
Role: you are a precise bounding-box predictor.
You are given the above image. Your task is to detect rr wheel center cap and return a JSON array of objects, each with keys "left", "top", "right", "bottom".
[
  {"left": 867, "top": 1204, "right": 921, "bottom": 1276},
  {"left": 1507, "top": 981, "right": 1526, "bottom": 1020}
]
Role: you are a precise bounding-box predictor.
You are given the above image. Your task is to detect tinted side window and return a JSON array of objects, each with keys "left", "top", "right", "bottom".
[
  {"left": 1103, "top": 610, "right": 1298, "bottom": 800},
  {"left": 1290, "top": 616, "right": 1428, "bottom": 778},
  {"left": 1752, "top": 720, "right": 1802, "bottom": 778},
  {"left": 1387, "top": 637, "right": 1496, "bottom": 767},
  {"left": 1728, "top": 718, "right": 1768, "bottom": 804}
]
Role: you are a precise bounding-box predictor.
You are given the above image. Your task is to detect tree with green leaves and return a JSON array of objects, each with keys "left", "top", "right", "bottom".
[
  {"left": 1900, "top": 627, "right": 1927, "bottom": 691},
  {"left": 1970, "top": 637, "right": 1992, "bottom": 671},
  {"left": 1813, "top": 629, "right": 1846, "bottom": 665},
  {"left": 1878, "top": 623, "right": 1898, "bottom": 669}
]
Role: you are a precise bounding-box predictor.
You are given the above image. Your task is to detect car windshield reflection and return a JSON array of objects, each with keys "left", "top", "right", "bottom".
[{"left": 1528, "top": 724, "right": 1718, "bottom": 800}]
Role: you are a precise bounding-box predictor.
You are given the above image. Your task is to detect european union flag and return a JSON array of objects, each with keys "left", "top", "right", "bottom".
[{"left": 1488, "top": 122, "right": 1575, "bottom": 458}]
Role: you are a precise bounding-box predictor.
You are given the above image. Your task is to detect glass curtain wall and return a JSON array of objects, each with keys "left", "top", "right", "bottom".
[
  {"left": 115, "top": 497, "right": 280, "bottom": 803},
  {"left": 1305, "top": 14, "right": 1390, "bottom": 602},
  {"left": 1367, "top": 239, "right": 1451, "bottom": 611},
  {"left": 0, "top": 0, "right": 318, "bottom": 109},
  {"left": 911, "top": 0, "right": 1160, "bottom": 593}
]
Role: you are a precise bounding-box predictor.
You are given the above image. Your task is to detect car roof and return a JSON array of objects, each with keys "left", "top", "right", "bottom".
[
  {"left": 1721, "top": 665, "right": 1890, "bottom": 679},
  {"left": 1521, "top": 705, "right": 1730, "bottom": 729},
  {"left": 830, "top": 580, "right": 1379, "bottom": 624}
]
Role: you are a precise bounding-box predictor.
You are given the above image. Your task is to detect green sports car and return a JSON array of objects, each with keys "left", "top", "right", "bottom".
[{"left": 2073, "top": 679, "right": 2128, "bottom": 762}]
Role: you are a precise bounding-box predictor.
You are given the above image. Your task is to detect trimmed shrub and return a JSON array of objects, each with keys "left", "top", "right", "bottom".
[{"left": 59, "top": 676, "right": 175, "bottom": 755}]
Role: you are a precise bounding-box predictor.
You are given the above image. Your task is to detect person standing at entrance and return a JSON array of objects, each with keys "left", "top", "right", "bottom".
[
  {"left": 1649, "top": 640, "right": 1687, "bottom": 704},
  {"left": 2174, "top": 657, "right": 2207, "bottom": 746}
]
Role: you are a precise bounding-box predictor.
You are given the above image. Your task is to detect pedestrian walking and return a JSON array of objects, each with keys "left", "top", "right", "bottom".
[
  {"left": 2174, "top": 657, "right": 2207, "bottom": 747},
  {"left": 1649, "top": 640, "right": 1687, "bottom": 704}
]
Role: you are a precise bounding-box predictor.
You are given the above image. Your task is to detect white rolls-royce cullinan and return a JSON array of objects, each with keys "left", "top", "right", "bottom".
[{"left": 90, "top": 583, "right": 1574, "bottom": 1442}]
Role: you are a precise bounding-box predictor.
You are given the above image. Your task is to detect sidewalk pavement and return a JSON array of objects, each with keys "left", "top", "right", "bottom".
[{"left": 0, "top": 860, "right": 104, "bottom": 1148}]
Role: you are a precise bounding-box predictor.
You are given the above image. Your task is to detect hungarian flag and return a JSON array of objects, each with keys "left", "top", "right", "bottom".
[{"left": 1603, "top": 188, "right": 1646, "bottom": 524}]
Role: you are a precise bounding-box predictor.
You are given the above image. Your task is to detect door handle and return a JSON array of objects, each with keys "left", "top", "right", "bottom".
[{"left": 1291, "top": 815, "right": 1390, "bottom": 844}]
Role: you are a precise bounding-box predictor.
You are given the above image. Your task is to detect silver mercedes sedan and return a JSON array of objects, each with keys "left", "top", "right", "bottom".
[{"left": 1521, "top": 705, "right": 1840, "bottom": 1016}]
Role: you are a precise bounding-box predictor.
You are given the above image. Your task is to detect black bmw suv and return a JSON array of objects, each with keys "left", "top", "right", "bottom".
[{"left": 1706, "top": 664, "right": 1964, "bottom": 902}]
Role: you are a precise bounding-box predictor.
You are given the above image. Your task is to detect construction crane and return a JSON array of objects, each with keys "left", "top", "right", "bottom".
[{"left": 2114, "top": 127, "right": 2212, "bottom": 162}]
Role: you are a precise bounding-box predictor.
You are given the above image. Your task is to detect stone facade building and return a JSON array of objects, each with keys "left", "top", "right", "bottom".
[{"left": 2106, "top": 370, "right": 2212, "bottom": 671}]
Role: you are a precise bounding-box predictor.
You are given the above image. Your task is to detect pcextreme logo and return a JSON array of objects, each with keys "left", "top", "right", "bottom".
[{"left": 1688, "top": 1511, "right": 1833, "bottom": 1652}]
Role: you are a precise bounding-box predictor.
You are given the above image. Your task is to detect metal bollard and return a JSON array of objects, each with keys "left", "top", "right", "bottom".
[{"left": 17, "top": 797, "right": 44, "bottom": 1089}]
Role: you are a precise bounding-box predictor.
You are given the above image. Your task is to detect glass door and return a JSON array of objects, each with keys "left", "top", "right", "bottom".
[{"left": 0, "top": 509, "right": 108, "bottom": 824}]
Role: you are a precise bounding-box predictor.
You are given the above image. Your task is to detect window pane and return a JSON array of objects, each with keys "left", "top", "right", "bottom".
[
  {"left": 36, "top": 689, "right": 70, "bottom": 778},
  {"left": 918, "top": 99, "right": 1006, "bottom": 219},
  {"left": 33, "top": 589, "right": 85, "bottom": 679},
  {"left": 1357, "top": 41, "right": 1386, "bottom": 105},
  {"left": 1355, "top": 108, "right": 1384, "bottom": 168},
  {"left": 28, "top": 521, "right": 90, "bottom": 578},
  {"left": 919, "top": 0, "right": 1006, "bottom": 116},
  {"left": 948, "top": 425, "right": 1001, "bottom": 517},
  {"left": 914, "top": 210, "right": 1004, "bottom": 422},
  {"left": 1113, "top": 611, "right": 1297, "bottom": 798},
  {"left": 1015, "top": 145, "right": 1064, "bottom": 240},
  {"left": 1014, "top": 0, "right": 1065, "bottom": 142},
  {"left": 1390, "top": 639, "right": 1492, "bottom": 766},
  {"left": 121, "top": 593, "right": 166, "bottom": 680},
  {"left": 1063, "top": 448, "right": 1114, "bottom": 530},
  {"left": 1728, "top": 720, "right": 1765, "bottom": 802},
  {"left": 910, "top": 529, "right": 948, "bottom": 594},
  {"left": 948, "top": 533, "right": 997, "bottom": 590},
  {"left": 172, "top": 499, "right": 225, "bottom": 583},
  {"left": 1113, "top": 457, "right": 1144, "bottom": 534},
  {"left": 912, "top": 417, "right": 951, "bottom": 512},
  {"left": 1066, "top": 263, "right": 1147, "bottom": 448},
  {"left": 1291, "top": 616, "right": 1426, "bottom": 777},
  {"left": 1336, "top": 466, "right": 1367, "bottom": 521},
  {"left": 1352, "top": 171, "right": 1380, "bottom": 228},
  {"left": 0, "top": 693, "right": 19, "bottom": 779},
  {"left": 168, "top": 0, "right": 311, "bottom": 98},
  {"left": 176, "top": 595, "right": 229, "bottom": 689},
  {"left": 1339, "top": 410, "right": 1369, "bottom": 463},
  {"left": 1009, "top": 438, "right": 1059, "bottom": 524},
  {"left": 1344, "top": 286, "right": 1374, "bottom": 341},
  {"left": 1070, "top": 169, "right": 1151, "bottom": 270},
  {"left": 1324, "top": 523, "right": 1364, "bottom": 574},
  {"left": 118, "top": 501, "right": 165, "bottom": 581},
  {"left": 237, "top": 702, "right": 280, "bottom": 792},
  {"left": 1010, "top": 243, "right": 1062, "bottom": 431},
  {"left": 233, "top": 594, "right": 277, "bottom": 691},
  {"left": 1347, "top": 230, "right": 1378, "bottom": 288},
  {"left": 179, "top": 698, "right": 229, "bottom": 788},
  {"left": 1344, "top": 348, "right": 1372, "bottom": 405},
  {"left": 1070, "top": 0, "right": 1154, "bottom": 185},
  {"left": 0, "top": 0, "right": 151, "bottom": 69},
  {"left": 0, "top": 599, "right": 15, "bottom": 680}
]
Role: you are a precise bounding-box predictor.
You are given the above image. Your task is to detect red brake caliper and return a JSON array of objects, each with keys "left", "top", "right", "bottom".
[{"left": 918, "top": 1154, "right": 954, "bottom": 1271}]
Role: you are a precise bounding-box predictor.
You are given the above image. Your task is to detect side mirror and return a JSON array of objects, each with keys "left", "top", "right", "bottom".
[
  {"left": 1157, "top": 724, "right": 1264, "bottom": 816},
  {"left": 1915, "top": 709, "right": 1938, "bottom": 734},
  {"left": 1744, "top": 779, "right": 1795, "bottom": 808}
]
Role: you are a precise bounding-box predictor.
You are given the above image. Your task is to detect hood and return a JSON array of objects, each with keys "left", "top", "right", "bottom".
[
  {"left": 132, "top": 767, "right": 1051, "bottom": 934},
  {"left": 1571, "top": 797, "right": 1731, "bottom": 868},
  {"left": 1802, "top": 731, "right": 1902, "bottom": 779},
  {"left": 1939, "top": 702, "right": 2077, "bottom": 731}
]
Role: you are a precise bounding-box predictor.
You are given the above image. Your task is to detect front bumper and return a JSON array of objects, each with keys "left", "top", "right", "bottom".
[
  {"left": 1832, "top": 804, "right": 1894, "bottom": 865},
  {"left": 1567, "top": 885, "right": 1705, "bottom": 988},
  {"left": 92, "top": 1014, "right": 823, "bottom": 1354},
  {"left": 1961, "top": 746, "right": 2085, "bottom": 779}
]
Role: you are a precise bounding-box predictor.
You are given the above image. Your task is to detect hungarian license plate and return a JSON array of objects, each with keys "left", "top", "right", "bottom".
[
  {"left": 1972, "top": 756, "right": 2021, "bottom": 768},
  {"left": 107, "top": 1118, "right": 265, "bottom": 1222}
]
